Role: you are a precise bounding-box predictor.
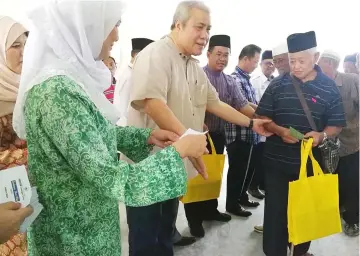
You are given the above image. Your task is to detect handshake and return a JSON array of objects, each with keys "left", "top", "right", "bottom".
[{"left": 147, "top": 128, "right": 210, "bottom": 179}]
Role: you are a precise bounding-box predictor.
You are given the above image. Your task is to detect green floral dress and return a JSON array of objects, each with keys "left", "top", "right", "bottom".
[{"left": 24, "top": 76, "right": 187, "bottom": 256}]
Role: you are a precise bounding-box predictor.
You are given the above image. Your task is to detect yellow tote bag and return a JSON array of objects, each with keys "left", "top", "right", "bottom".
[
  {"left": 180, "top": 134, "right": 225, "bottom": 204},
  {"left": 288, "top": 138, "right": 342, "bottom": 246}
]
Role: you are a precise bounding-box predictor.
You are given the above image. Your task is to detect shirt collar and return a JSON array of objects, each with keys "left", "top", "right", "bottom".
[
  {"left": 235, "top": 66, "right": 250, "bottom": 80},
  {"left": 290, "top": 64, "right": 324, "bottom": 84},
  {"left": 314, "top": 64, "right": 322, "bottom": 74},
  {"left": 128, "top": 63, "right": 134, "bottom": 69},
  {"left": 204, "top": 65, "right": 222, "bottom": 76},
  {"left": 164, "top": 35, "right": 199, "bottom": 63},
  {"left": 311, "top": 64, "right": 325, "bottom": 83}
]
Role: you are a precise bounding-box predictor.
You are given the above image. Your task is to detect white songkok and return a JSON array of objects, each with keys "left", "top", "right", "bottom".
[
  {"left": 320, "top": 49, "right": 341, "bottom": 62},
  {"left": 272, "top": 42, "right": 288, "bottom": 56}
]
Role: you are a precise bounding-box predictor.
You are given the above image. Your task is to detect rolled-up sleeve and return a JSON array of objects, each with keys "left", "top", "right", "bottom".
[
  {"left": 130, "top": 47, "right": 171, "bottom": 111},
  {"left": 229, "top": 76, "right": 248, "bottom": 109}
]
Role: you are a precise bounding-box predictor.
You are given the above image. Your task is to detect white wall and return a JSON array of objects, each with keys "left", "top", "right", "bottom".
[{"left": 2, "top": 0, "right": 359, "bottom": 75}]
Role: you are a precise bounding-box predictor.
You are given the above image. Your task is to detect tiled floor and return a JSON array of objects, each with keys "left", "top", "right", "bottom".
[{"left": 119, "top": 157, "right": 359, "bottom": 256}]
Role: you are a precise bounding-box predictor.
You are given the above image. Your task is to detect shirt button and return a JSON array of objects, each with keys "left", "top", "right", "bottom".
[{"left": 190, "top": 97, "right": 192, "bottom": 100}]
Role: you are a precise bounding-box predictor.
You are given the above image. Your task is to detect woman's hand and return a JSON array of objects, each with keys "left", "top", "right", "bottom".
[
  {"left": 0, "top": 202, "right": 33, "bottom": 243},
  {"left": 173, "top": 134, "right": 208, "bottom": 158},
  {"left": 147, "top": 129, "right": 179, "bottom": 148},
  {"left": 173, "top": 134, "right": 209, "bottom": 179}
]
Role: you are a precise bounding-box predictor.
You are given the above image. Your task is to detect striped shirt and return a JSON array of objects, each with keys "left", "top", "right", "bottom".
[
  {"left": 256, "top": 65, "right": 346, "bottom": 170},
  {"left": 203, "top": 65, "right": 248, "bottom": 133},
  {"left": 226, "top": 66, "right": 260, "bottom": 145}
]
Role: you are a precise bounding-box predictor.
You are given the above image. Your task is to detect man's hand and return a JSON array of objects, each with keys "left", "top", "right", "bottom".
[
  {"left": 189, "top": 156, "right": 208, "bottom": 180},
  {"left": 252, "top": 119, "right": 274, "bottom": 137},
  {"left": 249, "top": 102, "right": 258, "bottom": 110},
  {"left": 279, "top": 128, "right": 299, "bottom": 144},
  {"left": 304, "top": 131, "right": 324, "bottom": 147},
  {"left": 148, "top": 129, "right": 179, "bottom": 148},
  {"left": 0, "top": 202, "right": 33, "bottom": 243}
]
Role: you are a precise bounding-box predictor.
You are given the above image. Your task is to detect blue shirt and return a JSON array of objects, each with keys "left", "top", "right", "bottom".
[
  {"left": 256, "top": 65, "right": 346, "bottom": 171},
  {"left": 224, "top": 66, "right": 260, "bottom": 145}
]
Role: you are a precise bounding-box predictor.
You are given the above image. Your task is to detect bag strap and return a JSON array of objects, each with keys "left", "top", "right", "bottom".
[
  {"left": 207, "top": 133, "right": 217, "bottom": 155},
  {"left": 291, "top": 76, "right": 318, "bottom": 132}
]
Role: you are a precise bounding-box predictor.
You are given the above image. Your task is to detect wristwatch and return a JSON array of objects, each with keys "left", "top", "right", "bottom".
[{"left": 248, "top": 119, "right": 254, "bottom": 129}]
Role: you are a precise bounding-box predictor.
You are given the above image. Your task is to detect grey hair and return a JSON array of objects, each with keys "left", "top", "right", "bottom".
[
  {"left": 304, "top": 47, "right": 318, "bottom": 55},
  {"left": 288, "top": 47, "right": 318, "bottom": 56},
  {"left": 170, "top": 1, "right": 210, "bottom": 30}
]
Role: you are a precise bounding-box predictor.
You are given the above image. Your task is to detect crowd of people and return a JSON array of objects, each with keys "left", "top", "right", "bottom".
[{"left": 0, "top": 1, "right": 358, "bottom": 256}]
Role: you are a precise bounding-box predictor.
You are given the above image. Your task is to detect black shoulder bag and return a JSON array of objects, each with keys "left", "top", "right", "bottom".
[{"left": 291, "top": 76, "right": 340, "bottom": 174}]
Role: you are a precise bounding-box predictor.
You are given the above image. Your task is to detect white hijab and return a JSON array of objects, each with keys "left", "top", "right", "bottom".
[{"left": 13, "top": 0, "right": 125, "bottom": 139}]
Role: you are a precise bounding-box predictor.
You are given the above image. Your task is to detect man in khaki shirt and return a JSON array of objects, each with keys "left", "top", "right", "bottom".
[
  {"left": 126, "top": 1, "right": 272, "bottom": 255},
  {"left": 319, "top": 50, "right": 359, "bottom": 237}
]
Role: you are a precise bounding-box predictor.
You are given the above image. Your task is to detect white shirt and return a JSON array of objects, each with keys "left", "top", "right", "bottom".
[
  {"left": 250, "top": 73, "right": 272, "bottom": 102},
  {"left": 113, "top": 63, "right": 133, "bottom": 126},
  {"left": 250, "top": 73, "right": 273, "bottom": 142}
]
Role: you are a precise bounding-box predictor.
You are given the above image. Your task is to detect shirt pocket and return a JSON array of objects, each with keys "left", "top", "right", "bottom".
[{"left": 192, "top": 83, "right": 207, "bottom": 107}]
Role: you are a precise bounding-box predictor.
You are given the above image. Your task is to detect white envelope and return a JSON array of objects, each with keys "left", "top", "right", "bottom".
[
  {"left": 0, "top": 165, "right": 32, "bottom": 208},
  {"left": 180, "top": 128, "right": 208, "bottom": 139},
  {"left": 180, "top": 129, "right": 208, "bottom": 179}
]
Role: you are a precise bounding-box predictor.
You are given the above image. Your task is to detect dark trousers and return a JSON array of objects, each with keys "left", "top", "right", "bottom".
[
  {"left": 226, "top": 139, "right": 254, "bottom": 208},
  {"left": 172, "top": 227, "right": 182, "bottom": 244},
  {"left": 337, "top": 151, "right": 359, "bottom": 224},
  {"left": 184, "top": 131, "right": 225, "bottom": 225},
  {"left": 184, "top": 199, "right": 219, "bottom": 225},
  {"left": 249, "top": 142, "right": 265, "bottom": 191},
  {"left": 127, "top": 198, "right": 178, "bottom": 256},
  {"left": 263, "top": 160, "right": 311, "bottom": 256},
  {"left": 207, "top": 131, "right": 226, "bottom": 155}
]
